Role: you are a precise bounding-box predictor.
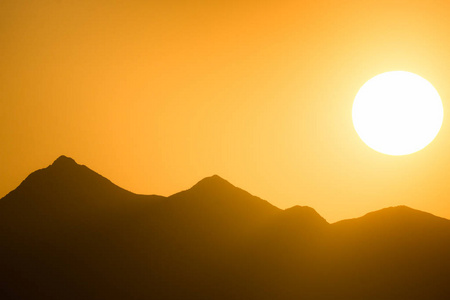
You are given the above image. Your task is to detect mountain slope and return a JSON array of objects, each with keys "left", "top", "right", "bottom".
[
  {"left": 0, "top": 155, "right": 162, "bottom": 238},
  {"left": 326, "top": 206, "right": 450, "bottom": 299},
  {"left": 0, "top": 156, "right": 164, "bottom": 299},
  {"left": 1, "top": 156, "right": 450, "bottom": 299},
  {"left": 2, "top": 155, "right": 155, "bottom": 204}
]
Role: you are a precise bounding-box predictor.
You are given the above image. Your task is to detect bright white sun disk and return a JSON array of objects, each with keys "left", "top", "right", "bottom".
[{"left": 352, "top": 71, "right": 443, "bottom": 155}]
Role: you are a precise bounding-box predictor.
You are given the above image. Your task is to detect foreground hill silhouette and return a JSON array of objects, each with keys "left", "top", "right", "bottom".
[{"left": 1, "top": 156, "right": 450, "bottom": 299}]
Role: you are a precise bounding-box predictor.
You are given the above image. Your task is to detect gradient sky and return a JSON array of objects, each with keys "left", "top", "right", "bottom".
[{"left": 2, "top": 0, "right": 450, "bottom": 222}]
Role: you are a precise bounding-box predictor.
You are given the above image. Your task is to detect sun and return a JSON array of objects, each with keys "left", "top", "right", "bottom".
[{"left": 352, "top": 71, "right": 444, "bottom": 156}]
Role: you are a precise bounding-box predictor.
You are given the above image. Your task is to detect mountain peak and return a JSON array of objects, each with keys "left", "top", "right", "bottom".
[
  {"left": 363, "top": 205, "right": 427, "bottom": 219},
  {"left": 283, "top": 205, "right": 329, "bottom": 226},
  {"left": 190, "top": 175, "right": 235, "bottom": 191},
  {"left": 334, "top": 205, "right": 450, "bottom": 229},
  {"left": 284, "top": 205, "right": 322, "bottom": 217},
  {"left": 51, "top": 155, "right": 78, "bottom": 168},
  {"left": 2, "top": 155, "right": 133, "bottom": 203}
]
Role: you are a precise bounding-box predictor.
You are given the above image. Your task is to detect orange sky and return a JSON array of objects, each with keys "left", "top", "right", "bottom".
[{"left": 2, "top": 0, "right": 450, "bottom": 222}]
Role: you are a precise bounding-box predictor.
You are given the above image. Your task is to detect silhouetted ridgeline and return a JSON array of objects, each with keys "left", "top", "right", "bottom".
[{"left": 1, "top": 156, "right": 450, "bottom": 299}]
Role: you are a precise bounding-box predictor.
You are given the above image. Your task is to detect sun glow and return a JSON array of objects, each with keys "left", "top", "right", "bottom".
[{"left": 352, "top": 71, "right": 444, "bottom": 156}]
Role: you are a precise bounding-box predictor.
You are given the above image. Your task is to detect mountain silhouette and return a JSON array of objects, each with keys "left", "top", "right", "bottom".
[{"left": 1, "top": 156, "right": 450, "bottom": 299}]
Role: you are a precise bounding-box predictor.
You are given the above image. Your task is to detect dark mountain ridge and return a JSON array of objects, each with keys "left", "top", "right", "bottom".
[{"left": 1, "top": 156, "right": 450, "bottom": 299}]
